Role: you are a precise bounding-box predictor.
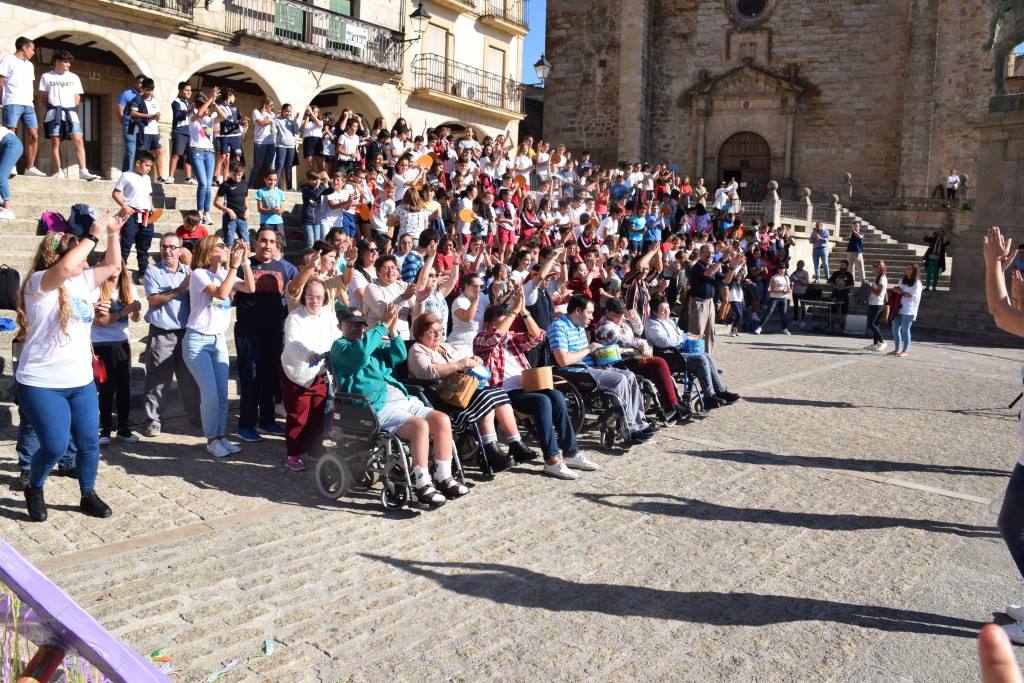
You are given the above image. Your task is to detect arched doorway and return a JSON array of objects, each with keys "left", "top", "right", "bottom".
[{"left": 718, "top": 132, "right": 771, "bottom": 200}]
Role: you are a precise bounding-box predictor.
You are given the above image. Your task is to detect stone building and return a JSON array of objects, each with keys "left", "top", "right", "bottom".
[
  {"left": 1, "top": 0, "right": 529, "bottom": 178},
  {"left": 544, "top": 0, "right": 999, "bottom": 198}
]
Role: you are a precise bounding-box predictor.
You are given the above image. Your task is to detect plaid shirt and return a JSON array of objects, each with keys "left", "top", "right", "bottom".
[
  {"left": 473, "top": 327, "right": 545, "bottom": 388},
  {"left": 400, "top": 251, "right": 424, "bottom": 284}
]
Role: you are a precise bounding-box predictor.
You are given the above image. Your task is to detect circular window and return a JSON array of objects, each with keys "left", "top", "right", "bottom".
[{"left": 737, "top": 0, "right": 767, "bottom": 18}]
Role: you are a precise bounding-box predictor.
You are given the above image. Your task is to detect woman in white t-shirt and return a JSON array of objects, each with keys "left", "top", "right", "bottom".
[
  {"left": 888, "top": 264, "right": 924, "bottom": 358},
  {"left": 189, "top": 89, "right": 228, "bottom": 225},
  {"left": 347, "top": 238, "right": 379, "bottom": 312},
  {"left": 755, "top": 264, "right": 792, "bottom": 335},
  {"left": 91, "top": 265, "right": 142, "bottom": 444},
  {"left": 251, "top": 97, "right": 277, "bottom": 181},
  {"left": 183, "top": 235, "right": 256, "bottom": 457},
  {"left": 15, "top": 212, "right": 124, "bottom": 522},
  {"left": 512, "top": 141, "right": 533, "bottom": 186},
  {"left": 865, "top": 260, "right": 889, "bottom": 351},
  {"left": 448, "top": 273, "right": 490, "bottom": 352}
]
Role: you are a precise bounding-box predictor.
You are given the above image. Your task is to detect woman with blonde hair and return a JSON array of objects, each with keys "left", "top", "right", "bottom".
[
  {"left": 183, "top": 234, "right": 255, "bottom": 458},
  {"left": 15, "top": 211, "right": 125, "bottom": 522},
  {"left": 92, "top": 261, "right": 143, "bottom": 445}
]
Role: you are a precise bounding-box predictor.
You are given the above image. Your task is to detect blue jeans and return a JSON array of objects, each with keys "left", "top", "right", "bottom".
[
  {"left": 223, "top": 216, "right": 250, "bottom": 246},
  {"left": 507, "top": 389, "right": 578, "bottom": 460},
  {"left": 892, "top": 314, "right": 914, "bottom": 352},
  {"left": 999, "top": 464, "right": 1024, "bottom": 580},
  {"left": 16, "top": 382, "right": 100, "bottom": 493},
  {"left": 190, "top": 149, "right": 216, "bottom": 212},
  {"left": 251, "top": 143, "right": 276, "bottom": 182},
  {"left": 0, "top": 132, "right": 23, "bottom": 200},
  {"left": 183, "top": 330, "right": 229, "bottom": 439},
  {"left": 303, "top": 224, "right": 323, "bottom": 248},
  {"left": 275, "top": 146, "right": 296, "bottom": 190},
  {"left": 761, "top": 298, "right": 789, "bottom": 331},
  {"left": 812, "top": 247, "right": 829, "bottom": 280},
  {"left": 2, "top": 104, "right": 38, "bottom": 129},
  {"left": 15, "top": 383, "right": 75, "bottom": 473},
  {"left": 122, "top": 128, "right": 137, "bottom": 172}
]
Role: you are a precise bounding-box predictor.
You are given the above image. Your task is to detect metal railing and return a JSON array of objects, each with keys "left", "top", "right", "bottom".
[
  {"left": 779, "top": 200, "right": 804, "bottom": 219},
  {"left": 226, "top": 0, "right": 403, "bottom": 74},
  {"left": 411, "top": 54, "right": 525, "bottom": 114},
  {"left": 115, "top": 0, "right": 194, "bottom": 16},
  {"left": 481, "top": 0, "right": 528, "bottom": 28}
]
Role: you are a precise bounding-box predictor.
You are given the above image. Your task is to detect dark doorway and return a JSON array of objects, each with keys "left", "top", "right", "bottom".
[
  {"left": 718, "top": 131, "right": 770, "bottom": 200},
  {"left": 77, "top": 95, "right": 101, "bottom": 174}
]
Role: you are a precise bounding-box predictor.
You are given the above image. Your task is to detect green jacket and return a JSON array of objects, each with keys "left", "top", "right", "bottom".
[{"left": 330, "top": 324, "right": 409, "bottom": 412}]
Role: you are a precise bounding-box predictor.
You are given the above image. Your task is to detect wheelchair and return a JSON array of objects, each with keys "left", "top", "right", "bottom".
[
  {"left": 550, "top": 365, "right": 635, "bottom": 450},
  {"left": 609, "top": 354, "right": 672, "bottom": 426},
  {"left": 315, "top": 387, "right": 467, "bottom": 512},
  {"left": 652, "top": 346, "right": 707, "bottom": 418}
]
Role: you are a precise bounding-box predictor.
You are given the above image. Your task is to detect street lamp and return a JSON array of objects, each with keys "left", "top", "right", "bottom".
[
  {"left": 533, "top": 54, "right": 551, "bottom": 84},
  {"left": 409, "top": 1, "right": 432, "bottom": 38}
]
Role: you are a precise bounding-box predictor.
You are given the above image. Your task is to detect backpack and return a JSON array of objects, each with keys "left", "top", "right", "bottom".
[
  {"left": 37, "top": 211, "right": 70, "bottom": 235},
  {"left": 68, "top": 204, "right": 95, "bottom": 237},
  {"left": 0, "top": 264, "right": 20, "bottom": 311}
]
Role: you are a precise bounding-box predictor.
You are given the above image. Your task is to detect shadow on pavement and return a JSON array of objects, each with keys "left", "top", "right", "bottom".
[
  {"left": 743, "top": 396, "right": 1018, "bottom": 421},
  {"left": 670, "top": 447, "right": 1009, "bottom": 478},
  {"left": 362, "top": 553, "right": 984, "bottom": 638},
  {"left": 574, "top": 492, "right": 1001, "bottom": 538}
]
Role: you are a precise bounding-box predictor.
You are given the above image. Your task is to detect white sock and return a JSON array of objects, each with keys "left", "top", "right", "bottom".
[
  {"left": 480, "top": 433, "right": 497, "bottom": 445},
  {"left": 434, "top": 459, "right": 452, "bottom": 482},
  {"left": 412, "top": 465, "right": 430, "bottom": 487},
  {"left": 505, "top": 433, "right": 522, "bottom": 443}
]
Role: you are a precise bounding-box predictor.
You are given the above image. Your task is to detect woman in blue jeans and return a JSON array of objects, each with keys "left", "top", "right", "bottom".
[
  {"left": 888, "top": 264, "right": 923, "bottom": 358},
  {"left": 183, "top": 234, "right": 255, "bottom": 458},
  {"left": 188, "top": 88, "right": 227, "bottom": 226},
  {"left": 15, "top": 211, "right": 124, "bottom": 521},
  {"left": 0, "top": 124, "right": 23, "bottom": 219}
]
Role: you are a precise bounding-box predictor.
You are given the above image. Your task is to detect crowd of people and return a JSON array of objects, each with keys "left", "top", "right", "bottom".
[{"left": 4, "top": 37, "right": 931, "bottom": 520}]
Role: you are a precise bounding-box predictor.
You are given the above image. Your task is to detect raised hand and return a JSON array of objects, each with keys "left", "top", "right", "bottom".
[{"left": 984, "top": 226, "right": 1012, "bottom": 266}]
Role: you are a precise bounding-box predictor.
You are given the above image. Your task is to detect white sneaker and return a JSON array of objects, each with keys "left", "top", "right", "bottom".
[
  {"left": 51, "top": 169, "right": 66, "bottom": 179},
  {"left": 564, "top": 453, "right": 600, "bottom": 471},
  {"left": 875, "top": 342, "right": 888, "bottom": 353},
  {"left": 206, "top": 440, "right": 231, "bottom": 458},
  {"left": 8, "top": 167, "right": 16, "bottom": 178},
  {"left": 782, "top": 328, "right": 791, "bottom": 335},
  {"left": 24, "top": 167, "right": 46, "bottom": 177},
  {"left": 218, "top": 438, "right": 242, "bottom": 454},
  {"left": 754, "top": 327, "right": 763, "bottom": 335},
  {"left": 156, "top": 177, "right": 172, "bottom": 184},
  {"left": 1004, "top": 622, "right": 1024, "bottom": 645},
  {"left": 184, "top": 178, "right": 198, "bottom": 185},
  {"left": 1006, "top": 604, "right": 1024, "bottom": 622},
  {"left": 542, "top": 459, "right": 579, "bottom": 480},
  {"left": 79, "top": 170, "right": 99, "bottom": 181},
  {"left": 0, "top": 208, "right": 14, "bottom": 220},
  {"left": 865, "top": 342, "right": 879, "bottom": 350}
]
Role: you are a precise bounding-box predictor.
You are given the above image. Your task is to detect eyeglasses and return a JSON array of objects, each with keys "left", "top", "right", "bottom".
[
  {"left": 426, "top": 328, "right": 443, "bottom": 336},
  {"left": 367, "top": 248, "right": 379, "bottom": 253},
  {"left": 161, "top": 244, "right": 180, "bottom": 250}
]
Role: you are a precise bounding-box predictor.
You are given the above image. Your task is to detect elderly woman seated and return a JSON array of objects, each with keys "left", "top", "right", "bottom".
[
  {"left": 642, "top": 296, "right": 740, "bottom": 410},
  {"left": 408, "top": 312, "right": 537, "bottom": 472},
  {"left": 594, "top": 297, "right": 682, "bottom": 422},
  {"left": 473, "top": 288, "right": 592, "bottom": 481},
  {"left": 330, "top": 304, "right": 467, "bottom": 506}
]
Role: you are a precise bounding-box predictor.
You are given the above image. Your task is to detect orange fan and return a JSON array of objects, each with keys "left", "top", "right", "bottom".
[
  {"left": 661, "top": 204, "right": 671, "bottom": 216},
  {"left": 358, "top": 204, "right": 373, "bottom": 221},
  {"left": 458, "top": 207, "right": 478, "bottom": 223},
  {"left": 416, "top": 154, "right": 434, "bottom": 169},
  {"left": 512, "top": 175, "right": 528, "bottom": 188},
  {"left": 550, "top": 152, "right": 562, "bottom": 165}
]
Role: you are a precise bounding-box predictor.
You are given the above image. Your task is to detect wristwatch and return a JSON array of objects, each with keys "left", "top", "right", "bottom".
[{"left": 83, "top": 234, "right": 99, "bottom": 245}]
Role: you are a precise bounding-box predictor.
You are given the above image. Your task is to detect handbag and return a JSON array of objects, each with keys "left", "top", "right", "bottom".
[
  {"left": 884, "top": 289, "right": 902, "bottom": 321},
  {"left": 438, "top": 373, "right": 477, "bottom": 409},
  {"left": 92, "top": 354, "right": 108, "bottom": 385}
]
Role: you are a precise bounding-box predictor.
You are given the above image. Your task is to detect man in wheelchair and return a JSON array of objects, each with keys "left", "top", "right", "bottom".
[
  {"left": 548, "top": 295, "right": 659, "bottom": 444},
  {"left": 643, "top": 296, "right": 740, "bottom": 410},
  {"left": 330, "top": 305, "right": 469, "bottom": 506}
]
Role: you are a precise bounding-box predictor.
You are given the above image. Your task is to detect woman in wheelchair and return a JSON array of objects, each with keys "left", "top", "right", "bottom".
[
  {"left": 643, "top": 296, "right": 740, "bottom": 409},
  {"left": 473, "top": 289, "right": 594, "bottom": 480},
  {"left": 594, "top": 297, "right": 682, "bottom": 422},
  {"left": 330, "top": 305, "right": 468, "bottom": 506},
  {"left": 408, "top": 312, "right": 537, "bottom": 472}
]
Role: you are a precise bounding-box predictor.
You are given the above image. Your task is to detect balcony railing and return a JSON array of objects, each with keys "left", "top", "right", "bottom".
[
  {"left": 411, "top": 54, "right": 525, "bottom": 114},
  {"left": 226, "top": 0, "right": 403, "bottom": 74},
  {"left": 481, "top": 0, "right": 528, "bottom": 28},
  {"left": 111, "top": 0, "right": 194, "bottom": 18}
]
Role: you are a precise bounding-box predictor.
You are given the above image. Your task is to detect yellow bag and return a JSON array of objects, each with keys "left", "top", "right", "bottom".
[{"left": 438, "top": 373, "right": 477, "bottom": 409}]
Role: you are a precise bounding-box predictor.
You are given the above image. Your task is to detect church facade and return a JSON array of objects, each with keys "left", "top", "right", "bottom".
[{"left": 544, "top": 0, "right": 998, "bottom": 197}]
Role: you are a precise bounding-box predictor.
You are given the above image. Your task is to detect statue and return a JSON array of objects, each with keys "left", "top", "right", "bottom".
[{"left": 983, "top": 0, "right": 1024, "bottom": 96}]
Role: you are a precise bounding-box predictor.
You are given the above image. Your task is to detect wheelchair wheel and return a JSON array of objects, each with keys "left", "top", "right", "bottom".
[
  {"left": 599, "top": 411, "right": 622, "bottom": 450},
  {"left": 381, "top": 478, "right": 410, "bottom": 510},
  {"left": 559, "top": 381, "right": 586, "bottom": 435},
  {"left": 316, "top": 454, "right": 353, "bottom": 500}
]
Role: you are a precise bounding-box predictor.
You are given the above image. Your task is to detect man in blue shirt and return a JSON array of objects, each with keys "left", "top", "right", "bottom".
[
  {"left": 118, "top": 74, "right": 145, "bottom": 172},
  {"left": 810, "top": 222, "right": 831, "bottom": 282},
  {"left": 141, "top": 233, "right": 201, "bottom": 436},
  {"left": 549, "top": 295, "right": 657, "bottom": 445}
]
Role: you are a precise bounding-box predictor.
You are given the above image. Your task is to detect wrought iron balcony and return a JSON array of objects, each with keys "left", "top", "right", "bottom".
[
  {"left": 411, "top": 54, "right": 525, "bottom": 115},
  {"left": 98, "top": 0, "right": 194, "bottom": 20},
  {"left": 479, "top": 0, "right": 528, "bottom": 33},
  {"left": 226, "top": 0, "right": 403, "bottom": 74}
]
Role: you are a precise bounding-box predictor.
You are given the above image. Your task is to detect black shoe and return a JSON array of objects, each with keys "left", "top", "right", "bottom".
[
  {"left": 630, "top": 429, "right": 654, "bottom": 443},
  {"left": 508, "top": 440, "right": 539, "bottom": 464},
  {"left": 718, "top": 391, "right": 741, "bottom": 404},
  {"left": 24, "top": 485, "right": 47, "bottom": 522},
  {"left": 642, "top": 424, "right": 661, "bottom": 435},
  {"left": 482, "top": 442, "right": 513, "bottom": 473},
  {"left": 80, "top": 491, "right": 112, "bottom": 518},
  {"left": 10, "top": 469, "right": 30, "bottom": 492},
  {"left": 703, "top": 396, "right": 724, "bottom": 410},
  {"left": 55, "top": 466, "right": 78, "bottom": 479}
]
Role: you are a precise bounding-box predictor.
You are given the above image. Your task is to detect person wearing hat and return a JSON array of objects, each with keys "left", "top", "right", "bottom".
[
  {"left": 595, "top": 298, "right": 682, "bottom": 423},
  {"left": 331, "top": 304, "right": 467, "bottom": 505}
]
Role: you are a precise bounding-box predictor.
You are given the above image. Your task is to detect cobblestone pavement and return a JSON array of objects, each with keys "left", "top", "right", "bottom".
[{"left": 2, "top": 331, "right": 1023, "bottom": 681}]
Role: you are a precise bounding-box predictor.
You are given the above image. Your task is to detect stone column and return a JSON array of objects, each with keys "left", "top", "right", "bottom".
[
  {"left": 765, "top": 180, "right": 781, "bottom": 227},
  {"left": 784, "top": 101, "right": 796, "bottom": 180},
  {"left": 617, "top": 0, "right": 650, "bottom": 162},
  {"left": 694, "top": 100, "right": 707, "bottom": 180}
]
